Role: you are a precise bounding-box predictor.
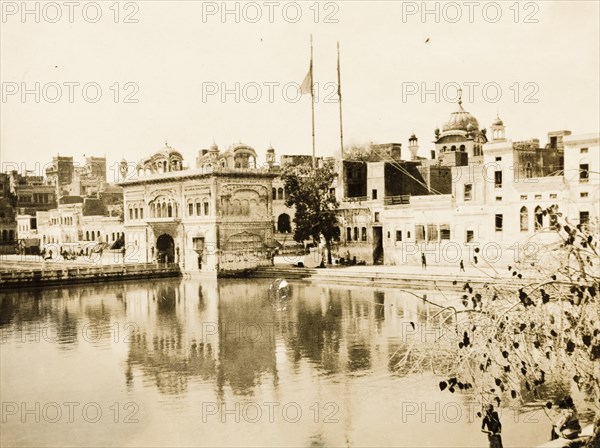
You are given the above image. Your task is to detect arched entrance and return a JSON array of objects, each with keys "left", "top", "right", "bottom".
[
  {"left": 156, "top": 234, "right": 175, "bottom": 263},
  {"left": 277, "top": 213, "right": 291, "bottom": 233}
]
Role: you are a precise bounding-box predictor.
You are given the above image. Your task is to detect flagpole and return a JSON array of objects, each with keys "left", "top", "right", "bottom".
[
  {"left": 310, "top": 35, "right": 316, "bottom": 169},
  {"left": 337, "top": 41, "right": 344, "bottom": 160}
]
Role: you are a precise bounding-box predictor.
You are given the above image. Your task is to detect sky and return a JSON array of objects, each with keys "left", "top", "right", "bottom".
[{"left": 1, "top": 1, "right": 599, "bottom": 179}]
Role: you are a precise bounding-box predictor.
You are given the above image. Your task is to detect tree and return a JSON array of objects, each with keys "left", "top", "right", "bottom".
[
  {"left": 431, "top": 207, "right": 599, "bottom": 445},
  {"left": 281, "top": 159, "right": 339, "bottom": 265}
]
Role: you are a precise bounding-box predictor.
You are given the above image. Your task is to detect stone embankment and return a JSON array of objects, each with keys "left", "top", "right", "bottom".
[{"left": 0, "top": 262, "right": 181, "bottom": 289}]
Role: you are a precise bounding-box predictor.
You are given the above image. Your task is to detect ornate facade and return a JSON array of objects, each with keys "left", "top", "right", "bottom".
[{"left": 121, "top": 144, "right": 277, "bottom": 273}]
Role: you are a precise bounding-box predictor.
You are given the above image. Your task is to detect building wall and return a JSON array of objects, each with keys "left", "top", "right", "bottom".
[
  {"left": 32, "top": 204, "right": 124, "bottom": 258},
  {"left": 563, "top": 133, "right": 600, "bottom": 225},
  {"left": 370, "top": 132, "right": 599, "bottom": 268}
]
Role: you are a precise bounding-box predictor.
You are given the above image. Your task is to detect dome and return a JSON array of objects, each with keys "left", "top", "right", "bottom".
[
  {"left": 492, "top": 115, "right": 504, "bottom": 126},
  {"left": 442, "top": 101, "right": 479, "bottom": 132}
]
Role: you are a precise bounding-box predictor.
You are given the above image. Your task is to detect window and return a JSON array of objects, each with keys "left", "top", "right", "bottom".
[
  {"left": 134, "top": 208, "right": 139, "bottom": 219},
  {"left": 387, "top": 231, "right": 390, "bottom": 239},
  {"left": 353, "top": 227, "right": 358, "bottom": 241},
  {"left": 495, "top": 214, "right": 503, "bottom": 232},
  {"left": 550, "top": 194, "right": 557, "bottom": 199},
  {"left": 374, "top": 212, "right": 380, "bottom": 223},
  {"left": 466, "top": 230, "right": 474, "bottom": 243},
  {"left": 191, "top": 238, "right": 206, "bottom": 262},
  {"left": 189, "top": 203, "right": 193, "bottom": 216},
  {"left": 277, "top": 188, "right": 284, "bottom": 200},
  {"left": 346, "top": 227, "right": 351, "bottom": 241},
  {"left": 534, "top": 206, "right": 544, "bottom": 231},
  {"left": 496, "top": 197, "right": 502, "bottom": 202},
  {"left": 464, "top": 184, "right": 472, "bottom": 201},
  {"left": 494, "top": 171, "right": 503, "bottom": 188},
  {"left": 427, "top": 224, "right": 438, "bottom": 242},
  {"left": 129, "top": 209, "right": 133, "bottom": 220},
  {"left": 495, "top": 156, "right": 502, "bottom": 162},
  {"left": 525, "top": 162, "right": 533, "bottom": 178},
  {"left": 203, "top": 201, "right": 210, "bottom": 216},
  {"left": 535, "top": 194, "right": 542, "bottom": 200},
  {"left": 580, "top": 211, "right": 590, "bottom": 226},
  {"left": 372, "top": 189, "right": 378, "bottom": 200},
  {"left": 196, "top": 202, "right": 201, "bottom": 216},
  {"left": 333, "top": 227, "right": 341, "bottom": 242},
  {"left": 440, "top": 224, "right": 450, "bottom": 240},
  {"left": 361, "top": 227, "right": 367, "bottom": 241},
  {"left": 580, "top": 147, "right": 588, "bottom": 154},
  {"left": 407, "top": 231, "right": 411, "bottom": 239},
  {"left": 415, "top": 225, "right": 425, "bottom": 242},
  {"left": 520, "top": 207, "right": 529, "bottom": 232},
  {"left": 580, "top": 164, "right": 589, "bottom": 182},
  {"left": 520, "top": 195, "right": 528, "bottom": 201},
  {"left": 396, "top": 230, "right": 402, "bottom": 242},
  {"left": 581, "top": 192, "right": 589, "bottom": 198},
  {"left": 272, "top": 188, "right": 277, "bottom": 200}
]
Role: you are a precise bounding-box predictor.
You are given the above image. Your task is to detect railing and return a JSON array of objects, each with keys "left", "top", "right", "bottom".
[{"left": 384, "top": 195, "right": 410, "bottom": 205}]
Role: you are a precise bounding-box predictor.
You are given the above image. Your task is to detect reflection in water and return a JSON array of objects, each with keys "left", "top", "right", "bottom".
[
  {"left": 0, "top": 278, "right": 570, "bottom": 447},
  {"left": 268, "top": 278, "right": 290, "bottom": 311}
]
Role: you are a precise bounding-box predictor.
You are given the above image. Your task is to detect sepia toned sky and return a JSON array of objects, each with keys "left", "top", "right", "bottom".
[{"left": 1, "top": 1, "right": 598, "bottom": 177}]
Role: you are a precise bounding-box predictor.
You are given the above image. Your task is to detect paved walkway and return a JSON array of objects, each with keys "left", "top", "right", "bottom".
[
  {"left": 273, "top": 255, "right": 536, "bottom": 282},
  {"left": 1, "top": 253, "right": 125, "bottom": 269}
]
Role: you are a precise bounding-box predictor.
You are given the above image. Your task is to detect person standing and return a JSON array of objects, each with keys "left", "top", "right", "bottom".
[
  {"left": 482, "top": 404, "right": 503, "bottom": 448},
  {"left": 421, "top": 252, "right": 427, "bottom": 270},
  {"left": 460, "top": 259, "right": 465, "bottom": 272}
]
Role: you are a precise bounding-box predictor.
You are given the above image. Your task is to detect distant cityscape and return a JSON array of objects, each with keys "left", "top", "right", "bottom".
[{"left": 1, "top": 99, "right": 598, "bottom": 273}]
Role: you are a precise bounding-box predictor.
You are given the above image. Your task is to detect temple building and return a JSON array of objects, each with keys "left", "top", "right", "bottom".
[{"left": 120, "top": 143, "right": 277, "bottom": 274}]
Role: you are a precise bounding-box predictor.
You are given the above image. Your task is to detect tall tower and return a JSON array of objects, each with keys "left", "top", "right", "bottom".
[
  {"left": 408, "top": 133, "right": 419, "bottom": 160},
  {"left": 490, "top": 115, "right": 506, "bottom": 142}
]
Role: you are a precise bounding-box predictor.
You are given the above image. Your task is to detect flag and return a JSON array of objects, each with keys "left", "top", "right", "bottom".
[{"left": 300, "top": 63, "right": 312, "bottom": 95}]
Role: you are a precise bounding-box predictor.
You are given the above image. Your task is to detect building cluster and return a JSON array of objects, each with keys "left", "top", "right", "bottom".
[
  {"left": 1, "top": 156, "right": 124, "bottom": 256},
  {"left": 336, "top": 100, "right": 598, "bottom": 267},
  {"left": 3, "top": 99, "right": 598, "bottom": 273}
]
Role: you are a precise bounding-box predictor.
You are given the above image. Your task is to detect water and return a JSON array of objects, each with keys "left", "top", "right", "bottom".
[{"left": 1, "top": 277, "right": 554, "bottom": 447}]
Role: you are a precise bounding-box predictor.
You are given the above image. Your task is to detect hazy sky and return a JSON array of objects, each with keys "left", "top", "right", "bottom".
[{"left": 1, "top": 1, "right": 599, "bottom": 177}]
